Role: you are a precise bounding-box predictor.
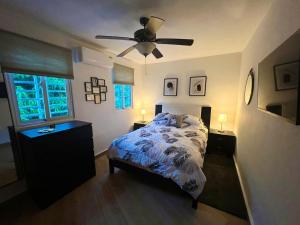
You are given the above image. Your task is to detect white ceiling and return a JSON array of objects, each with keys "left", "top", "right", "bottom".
[{"left": 0, "top": 0, "right": 272, "bottom": 64}]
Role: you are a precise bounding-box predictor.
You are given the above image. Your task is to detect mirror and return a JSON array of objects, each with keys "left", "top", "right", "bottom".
[
  {"left": 244, "top": 69, "right": 254, "bottom": 105},
  {"left": 258, "top": 30, "right": 300, "bottom": 124},
  {"left": 0, "top": 73, "right": 18, "bottom": 187}
]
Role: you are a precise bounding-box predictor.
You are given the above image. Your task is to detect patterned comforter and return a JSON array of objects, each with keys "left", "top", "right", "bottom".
[{"left": 108, "top": 120, "right": 208, "bottom": 199}]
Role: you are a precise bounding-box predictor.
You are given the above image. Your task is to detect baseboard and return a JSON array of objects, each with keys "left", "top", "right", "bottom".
[
  {"left": 233, "top": 155, "right": 255, "bottom": 225},
  {"left": 0, "top": 179, "right": 26, "bottom": 204},
  {"left": 95, "top": 149, "right": 108, "bottom": 158}
]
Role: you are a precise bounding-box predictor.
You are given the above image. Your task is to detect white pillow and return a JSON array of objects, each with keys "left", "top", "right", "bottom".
[{"left": 182, "top": 114, "right": 201, "bottom": 128}]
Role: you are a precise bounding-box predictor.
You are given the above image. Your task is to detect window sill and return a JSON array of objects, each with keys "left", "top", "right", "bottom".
[
  {"left": 115, "top": 108, "right": 133, "bottom": 111},
  {"left": 15, "top": 117, "right": 74, "bottom": 131}
]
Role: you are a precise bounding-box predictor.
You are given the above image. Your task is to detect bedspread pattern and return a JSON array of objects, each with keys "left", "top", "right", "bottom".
[{"left": 108, "top": 122, "right": 208, "bottom": 199}]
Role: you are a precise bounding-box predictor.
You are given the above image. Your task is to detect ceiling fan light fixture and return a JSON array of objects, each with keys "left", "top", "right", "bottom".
[{"left": 135, "top": 42, "right": 156, "bottom": 57}]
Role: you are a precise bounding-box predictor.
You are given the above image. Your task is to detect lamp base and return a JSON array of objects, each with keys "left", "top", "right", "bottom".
[{"left": 218, "top": 130, "right": 225, "bottom": 133}]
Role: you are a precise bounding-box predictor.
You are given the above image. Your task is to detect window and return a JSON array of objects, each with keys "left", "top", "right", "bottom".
[
  {"left": 6, "top": 72, "right": 73, "bottom": 126},
  {"left": 114, "top": 84, "right": 132, "bottom": 110}
]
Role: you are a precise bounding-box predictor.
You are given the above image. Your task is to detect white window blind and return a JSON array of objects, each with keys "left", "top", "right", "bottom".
[
  {"left": 0, "top": 29, "right": 73, "bottom": 79},
  {"left": 112, "top": 63, "right": 134, "bottom": 85}
]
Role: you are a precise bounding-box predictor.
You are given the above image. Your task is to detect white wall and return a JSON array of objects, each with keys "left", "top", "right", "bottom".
[
  {"left": 72, "top": 60, "right": 143, "bottom": 155},
  {"left": 235, "top": 0, "right": 300, "bottom": 225},
  {"left": 142, "top": 53, "right": 241, "bottom": 130}
]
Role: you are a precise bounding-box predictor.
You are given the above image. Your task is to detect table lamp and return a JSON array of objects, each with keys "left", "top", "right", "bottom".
[
  {"left": 218, "top": 113, "right": 227, "bottom": 133},
  {"left": 141, "top": 108, "right": 146, "bottom": 122}
]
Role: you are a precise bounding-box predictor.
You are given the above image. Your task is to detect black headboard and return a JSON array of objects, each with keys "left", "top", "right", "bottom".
[{"left": 155, "top": 104, "right": 211, "bottom": 130}]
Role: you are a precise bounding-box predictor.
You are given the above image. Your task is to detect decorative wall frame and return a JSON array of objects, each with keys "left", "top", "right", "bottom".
[
  {"left": 163, "top": 78, "right": 178, "bottom": 96},
  {"left": 100, "top": 85, "right": 107, "bottom": 93},
  {"left": 91, "top": 77, "right": 98, "bottom": 87},
  {"left": 85, "top": 94, "right": 94, "bottom": 101},
  {"left": 84, "top": 82, "right": 92, "bottom": 92},
  {"left": 92, "top": 86, "right": 100, "bottom": 94},
  {"left": 84, "top": 77, "right": 108, "bottom": 104},
  {"left": 189, "top": 76, "right": 207, "bottom": 96},
  {"left": 100, "top": 92, "right": 106, "bottom": 101},
  {"left": 273, "top": 61, "right": 299, "bottom": 91},
  {"left": 94, "top": 94, "right": 101, "bottom": 104},
  {"left": 98, "top": 79, "right": 105, "bottom": 86}
]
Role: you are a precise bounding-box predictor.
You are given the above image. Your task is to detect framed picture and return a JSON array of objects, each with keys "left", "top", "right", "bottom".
[
  {"left": 92, "top": 86, "right": 100, "bottom": 94},
  {"left": 98, "top": 79, "right": 105, "bottom": 86},
  {"left": 100, "top": 92, "right": 106, "bottom": 101},
  {"left": 84, "top": 82, "right": 92, "bottom": 92},
  {"left": 189, "top": 76, "right": 207, "bottom": 96},
  {"left": 91, "top": 77, "right": 98, "bottom": 87},
  {"left": 85, "top": 94, "right": 94, "bottom": 101},
  {"left": 100, "top": 85, "right": 107, "bottom": 93},
  {"left": 94, "top": 94, "right": 101, "bottom": 104},
  {"left": 273, "top": 61, "right": 299, "bottom": 91},
  {"left": 163, "top": 78, "right": 178, "bottom": 96}
]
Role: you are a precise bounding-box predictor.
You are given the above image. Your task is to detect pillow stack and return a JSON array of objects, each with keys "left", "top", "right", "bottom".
[{"left": 153, "top": 112, "right": 202, "bottom": 128}]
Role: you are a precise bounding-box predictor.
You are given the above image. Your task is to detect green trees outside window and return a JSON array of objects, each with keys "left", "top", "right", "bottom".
[
  {"left": 114, "top": 84, "right": 132, "bottom": 110},
  {"left": 9, "top": 73, "right": 71, "bottom": 123}
]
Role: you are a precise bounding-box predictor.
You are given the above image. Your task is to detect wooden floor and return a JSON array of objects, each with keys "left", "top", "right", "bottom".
[{"left": 0, "top": 156, "right": 249, "bottom": 225}]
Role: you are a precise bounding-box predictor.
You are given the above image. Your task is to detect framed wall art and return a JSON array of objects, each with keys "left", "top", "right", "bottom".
[
  {"left": 100, "top": 92, "right": 106, "bottom": 101},
  {"left": 189, "top": 76, "right": 207, "bottom": 96},
  {"left": 84, "top": 82, "right": 92, "bottom": 92},
  {"left": 84, "top": 77, "right": 107, "bottom": 104},
  {"left": 94, "top": 94, "right": 101, "bottom": 104},
  {"left": 85, "top": 94, "right": 95, "bottom": 101},
  {"left": 98, "top": 79, "right": 105, "bottom": 86},
  {"left": 92, "top": 86, "right": 100, "bottom": 94},
  {"left": 100, "top": 85, "right": 107, "bottom": 93},
  {"left": 273, "top": 61, "right": 299, "bottom": 91},
  {"left": 163, "top": 78, "right": 178, "bottom": 96},
  {"left": 91, "top": 77, "right": 98, "bottom": 87}
]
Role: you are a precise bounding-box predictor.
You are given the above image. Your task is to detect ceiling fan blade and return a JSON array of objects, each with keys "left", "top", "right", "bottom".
[
  {"left": 117, "top": 44, "right": 138, "bottom": 57},
  {"left": 156, "top": 38, "right": 194, "bottom": 46},
  {"left": 95, "top": 35, "right": 136, "bottom": 41},
  {"left": 145, "top": 16, "right": 165, "bottom": 33},
  {"left": 152, "top": 48, "right": 163, "bottom": 59}
]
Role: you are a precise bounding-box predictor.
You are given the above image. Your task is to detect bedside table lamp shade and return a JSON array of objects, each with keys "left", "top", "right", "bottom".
[
  {"left": 141, "top": 109, "right": 146, "bottom": 122},
  {"left": 218, "top": 113, "right": 227, "bottom": 132}
]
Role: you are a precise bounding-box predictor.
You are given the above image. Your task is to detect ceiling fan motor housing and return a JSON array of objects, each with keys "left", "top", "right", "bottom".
[{"left": 134, "top": 29, "right": 156, "bottom": 42}]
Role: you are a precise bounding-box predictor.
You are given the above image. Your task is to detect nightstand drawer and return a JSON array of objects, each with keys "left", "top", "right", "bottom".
[{"left": 207, "top": 130, "right": 236, "bottom": 156}]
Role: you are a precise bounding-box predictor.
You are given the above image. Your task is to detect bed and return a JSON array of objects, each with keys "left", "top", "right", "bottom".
[{"left": 108, "top": 104, "right": 211, "bottom": 209}]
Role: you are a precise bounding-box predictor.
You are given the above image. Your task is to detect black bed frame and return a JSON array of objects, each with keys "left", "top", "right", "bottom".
[{"left": 109, "top": 104, "right": 211, "bottom": 209}]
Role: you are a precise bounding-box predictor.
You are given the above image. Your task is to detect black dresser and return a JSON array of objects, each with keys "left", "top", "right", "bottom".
[{"left": 19, "top": 120, "right": 96, "bottom": 208}]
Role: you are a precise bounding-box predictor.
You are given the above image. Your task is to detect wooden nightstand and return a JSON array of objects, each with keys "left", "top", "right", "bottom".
[
  {"left": 207, "top": 129, "right": 236, "bottom": 156},
  {"left": 133, "top": 121, "right": 148, "bottom": 131}
]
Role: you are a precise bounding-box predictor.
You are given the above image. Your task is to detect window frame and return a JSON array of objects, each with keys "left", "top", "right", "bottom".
[
  {"left": 4, "top": 72, "right": 74, "bottom": 128},
  {"left": 114, "top": 84, "right": 133, "bottom": 110}
]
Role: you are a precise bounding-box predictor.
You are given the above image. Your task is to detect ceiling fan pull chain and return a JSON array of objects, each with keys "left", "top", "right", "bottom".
[{"left": 144, "top": 56, "right": 147, "bottom": 75}]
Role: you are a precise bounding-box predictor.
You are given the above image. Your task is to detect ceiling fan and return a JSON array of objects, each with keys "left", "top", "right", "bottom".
[{"left": 95, "top": 16, "right": 194, "bottom": 59}]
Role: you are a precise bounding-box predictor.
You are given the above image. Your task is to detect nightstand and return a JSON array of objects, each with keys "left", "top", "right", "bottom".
[
  {"left": 207, "top": 129, "right": 236, "bottom": 156},
  {"left": 133, "top": 121, "right": 148, "bottom": 131}
]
